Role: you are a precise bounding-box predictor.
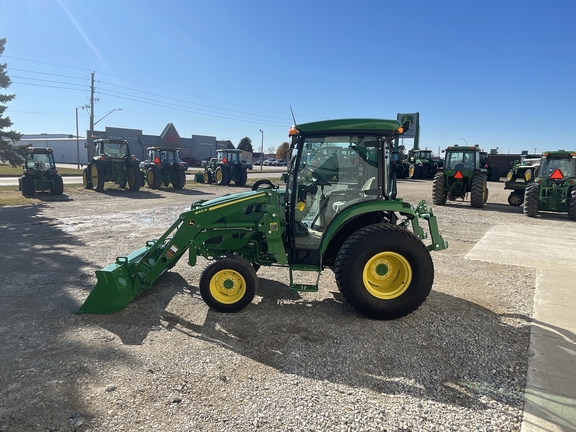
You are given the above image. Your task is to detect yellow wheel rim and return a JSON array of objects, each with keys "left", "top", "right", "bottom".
[
  {"left": 362, "top": 251, "right": 412, "bottom": 299},
  {"left": 90, "top": 165, "right": 99, "bottom": 186},
  {"left": 147, "top": 171, "right": 154, "bottom": 184},
  {"left": 409, "top": 165, "right": 415, "bottom": 177},
  {"left": 506, "top": 171, "right": 513, "bottom": 181},
  {"left": 216, "top": 169, "right": 222, "bottom": 183},
  {"left": 524, "top": 170, "right": 532, "bottom": 182},
  {"left": 203, "top": 172, "right": 209, "bottom": 183},
  {"left": 209, "top": 269, "right": 246, "bottom": 304}
]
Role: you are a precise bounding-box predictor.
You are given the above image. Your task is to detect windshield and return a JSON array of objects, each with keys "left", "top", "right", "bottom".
[
  {"left": 540, "top": 157, "right": 576, "bottom": 178},
  {"left": 445, "top": 150, "right": 476, "bottom": 170},
  {"left": 288, "top": 135, "right": 381, "bottom": 250},
  {"left": 102, "top": 142, "right": 129, "bottom": 158}
]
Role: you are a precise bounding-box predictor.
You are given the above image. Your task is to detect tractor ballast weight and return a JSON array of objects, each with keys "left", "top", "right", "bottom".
[
  {"left": 18, "top": 147, "right": 64, "bottom": 196},
  {"left": 78, "top": 118, "right": 448, "bottom": 320},
  {"left": 523, "top": 150, "right": 576, "bottom": 219},
  {"left": 83, "top": 139, "right": 141, "bottom": 192},
  {"left": 432, "top": 144, "right": 489, "bottom": 208},
  {"left": 204, "top": 149, "right": 248, "bottom": 186},
  {"left": 140, "top": 146, "right": 188, "bottom": 189}
]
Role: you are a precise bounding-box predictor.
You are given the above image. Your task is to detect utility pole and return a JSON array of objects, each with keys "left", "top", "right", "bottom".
[
  {"left": 89, "top": 71, "right": 95, "bottom": 143},
  {"left": 259, "top": 129, "right": 264, "bottom": 171}
]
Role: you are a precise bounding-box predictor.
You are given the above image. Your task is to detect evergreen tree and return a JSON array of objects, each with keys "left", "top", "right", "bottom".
[
  {"left": 0, "top": 38, "right": 25, "bottom": 166},
  {"left": 224, "top": 140, "right": 235, "bottom": 149},
  {"left": 237, "top": 137, "right": 253, "bottom": 153}
]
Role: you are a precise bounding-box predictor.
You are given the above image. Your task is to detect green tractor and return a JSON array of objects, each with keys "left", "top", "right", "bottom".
[
  {"left": 203, "top": 149, "right": 248, "bottom": 186},
  {"left": 479, "top": 151, "right": 501, "bottom": 182},
  {"left": 83, "top": 139, "right": 141, "bottom": 192},
  {"left": 432, "top": 144, "right": 489, "bottom": 208},
  {"left": 408, "top": 149, "right": 438, "bottom": 179},
  {"left": 523, "top": 150, "right": 576, "bottom": 219},
  {"left": 140, "top": 146, "right": 188, "bottom": 189},
  {"left": 504, "top": 153, "right": 541, "bottom": 206},
  {"left": 77, "top": 118, "right": 448, "bottom": 320},
  {"left": 18, "top": 147, "right": 64, "bottom": 197}
]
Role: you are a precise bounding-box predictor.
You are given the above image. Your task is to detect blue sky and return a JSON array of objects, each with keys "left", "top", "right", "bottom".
[{"left": 1, "top": 0, "right": 575, "bottom": 155}]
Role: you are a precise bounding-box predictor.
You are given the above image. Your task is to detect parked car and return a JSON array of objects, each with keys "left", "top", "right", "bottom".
[
  {"left": 242, "top": 160, "right": 253, "bottom": 170},
  {"left": 263, "top": 158, "right": 276, "bottom": 166},
  {"left": 253, "top": 160, "right": 262, "bottom": 166},
  {"left": 274, "top": 160, "right": 288, "bottom": 166}
]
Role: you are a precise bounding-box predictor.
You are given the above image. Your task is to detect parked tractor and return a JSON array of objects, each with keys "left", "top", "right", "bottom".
[
  {"left": 77, "top": 118, "right": 448, "bottom": 320},
  {"left": 18, "top": 147, "right": 64, "bottom": 196},
  {"left": 408, "top": 149, "right": 438, "bottom": 179},
  {"left": 479, "top": 151, "right": 501, "bottom": 182},
  {"left": 140, "top": 146, "right": 188, "bottom": 189},
  {"left": 432, "top": 144, "right": 489, "bottom": 208},
  {"left": 504, "top": 153, "right": 541, "bottom": 206},
  {"left": 203, "top": 149, "right": 248, "bottom": 186},
  {"left": 83, "top": 139, "right": 141, "bottom": 192},
  {"left": 523, "top": 150, "right": 576, "bottom": 219}
]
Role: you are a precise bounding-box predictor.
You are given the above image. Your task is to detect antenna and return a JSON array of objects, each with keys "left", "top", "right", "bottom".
[{"left": 289, "top": 105, "right": 298, "bottom": 127}]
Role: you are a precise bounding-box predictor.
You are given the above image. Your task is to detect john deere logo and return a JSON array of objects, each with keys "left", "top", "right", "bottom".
[{"left": 188, "top": 220, "right": 196, "bottom": 227}]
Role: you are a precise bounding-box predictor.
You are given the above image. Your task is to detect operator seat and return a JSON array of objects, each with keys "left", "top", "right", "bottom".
[{"left": 331, "top": 177, "right": 376, "bottom": 214}]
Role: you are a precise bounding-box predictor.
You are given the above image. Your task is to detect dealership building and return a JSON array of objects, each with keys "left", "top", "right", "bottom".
[{"left": 15, "top": 123, "right": 234, "bottom": 166}]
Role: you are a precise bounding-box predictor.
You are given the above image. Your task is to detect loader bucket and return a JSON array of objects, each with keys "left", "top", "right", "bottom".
[{"left": 77, "top": 245, "right": 150, "bottom": 314}]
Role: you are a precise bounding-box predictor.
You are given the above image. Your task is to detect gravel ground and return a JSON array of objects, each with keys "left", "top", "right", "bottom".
[{"left": 1, "top": 178, "right": 569, "bottom": 431}]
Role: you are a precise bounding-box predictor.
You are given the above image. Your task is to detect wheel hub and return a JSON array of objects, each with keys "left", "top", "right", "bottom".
[
  {"left": 210, "top": 270, "right": 246, "bottom": 304},
  {"left": 363, "top": 252, "right": 412, "bottom": 299}
]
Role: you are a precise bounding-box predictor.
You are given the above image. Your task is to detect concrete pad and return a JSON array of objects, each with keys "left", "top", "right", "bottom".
[{"left": 465, "top": 223, "right": 576, "bottom": 432}]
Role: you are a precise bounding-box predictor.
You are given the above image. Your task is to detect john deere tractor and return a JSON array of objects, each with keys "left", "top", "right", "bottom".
[
  {"left": 77, "top": 118, "right": 448, "bottom": 320},
  {"left": 83, "top": 139, "right": 141, "bottom": 192},
  {"left": 432, "top": 144, "right": 489, "bottom": 208},
  {"left": 523, "top": 150, "right": 576, "bottom": 219},
  {"left": 140, "top": 146, "right": 188, "bottom": 189},
  {"left": 504, "top": 153, "right": 541, "bottom": 206},
  {"left": 408, "top": 149, "right": 438, "bottom": 179},
  {"left": 203, "top": 149, "right": 248, "bottom": 186},
  {"left": 18, "top": 147, "right": 64, "bottom": 196}
]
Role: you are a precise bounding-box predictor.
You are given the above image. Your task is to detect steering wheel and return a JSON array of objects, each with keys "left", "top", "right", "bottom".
[{"left": 307, "top": 168, "right": 331, "bottom": 187}]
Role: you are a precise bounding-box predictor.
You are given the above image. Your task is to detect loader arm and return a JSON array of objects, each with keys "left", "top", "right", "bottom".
[{"left": 77, "top": 190, "right": 287, "bottom": 314}]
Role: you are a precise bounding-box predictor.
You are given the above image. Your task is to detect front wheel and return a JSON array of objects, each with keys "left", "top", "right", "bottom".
[
  {"left": 334, "top": 224, "right": 434, "bottom": 320},
  {"left": 203, "top": 170, "right": 213, "bottom": 184},
  {"left": 146, "top": 166, "right": 162, "bottom": 189},
  {"left": 199, "top": 256, "right": 257, "bottom": 313}
]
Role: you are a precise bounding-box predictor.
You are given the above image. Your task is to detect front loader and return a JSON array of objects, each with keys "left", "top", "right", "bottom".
[{"left": 78, "top": 118, "right": 448, "bottom": 320}]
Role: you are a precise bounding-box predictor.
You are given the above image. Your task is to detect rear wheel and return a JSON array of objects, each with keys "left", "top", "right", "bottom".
[
  {"left": 508, "top": 191, "right": 524, "bottom": 206},
  {"left": 128, "top": 166, "right": 141, "bottom": 191},
  {"left": 215, "top": 166, "right": 230, "bottom": 186},
  {"left": 524, "top": 182, "right": 540, "bottom": 217},
  {"left": 51, "top": 175, "right": 64, "bottom": 195},
  {"left": 146, "top": 166, "right": 162, "bottom": 189},
  {"left": 470, "top": 173, "right": 487, "bottom": 208},
  {"left": 236, "top": 168, "right": 248, "bottom": 186},
  {"left": 82, "top": 167, "right": 92, "bottom": 189},
  {"left": 200, "top": 256, "right": 257, "bottom": 313},
  {"left": 432, "top": 172, "right": 447, "bottom": 205},
  {"left": 409, "top": 164, "right": 422, "bottom": 179},
  {"left": 20, "top": 175, "right": 35, "bottom": 197},
  {"left": 173, "top": 170, "right": 186, "bottom": 189},
  {"left": 334, "top": 224, "right": 434, "bottom": 320},
  {"left": 91, "top": 163, "right": 105, "bottom": 192},
  {"left": 568, "top": 188, "right": 576, "bottom": 220}
]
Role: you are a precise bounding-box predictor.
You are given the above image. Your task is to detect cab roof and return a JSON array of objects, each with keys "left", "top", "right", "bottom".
[{"left": 293, "top": 118, "right": 403, "bottom": 135}]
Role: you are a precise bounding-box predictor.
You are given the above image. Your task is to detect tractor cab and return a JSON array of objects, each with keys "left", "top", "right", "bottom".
[
  {"left": 24, "top": 147, "right": 57, "bottom": 173},
  {"left": 444, "top": 148, "right": 479, "bottom": 171},
  {"left": 285, "top": 119, "right": 407, "bottom": 264},
  {"left": 217, "top": 149, "right": 242, "bottom": 164}
]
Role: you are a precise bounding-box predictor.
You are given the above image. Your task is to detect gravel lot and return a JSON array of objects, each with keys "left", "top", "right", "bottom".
[{"left": 1, "top": 178, "right": 570, "bottom": 431}]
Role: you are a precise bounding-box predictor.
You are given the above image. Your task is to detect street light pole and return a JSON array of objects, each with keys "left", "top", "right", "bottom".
[
  {"left": 259, "top": 129, "right": 264, "bottom": 171},
  {"left": 459, "top": 138, "right": 468, "bottom": 146},
  {"left": 75, "top": 107, "right": 80, "bottom": 169}
]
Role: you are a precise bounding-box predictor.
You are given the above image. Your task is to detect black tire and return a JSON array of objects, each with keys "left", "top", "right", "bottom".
[
  {"left": 524, "top": 182, "right": 540, "bottom": 217},
  {"left": 409, "top": 164, "right": 422, "bottom": 179},
  {"left": 173, "top": 170, "right": 186, "bottom": 189},
  {"left": 128, "top": 166, "right": 141, "bottom": 191},
  {"left": 508, "top": 192, "right": 524, "bottom": 206},
  {"left": 146, "top": 166, "right": 162, "bottom": 189},
  {"left": 82, "top": 167, "right": 92, "bottom": 189},
  {"left": 470, "top": 173, "right": 487, "bottom": 208},
  {"left": 334, "top": 223, "right": 434, "bottom": 320},
  {"left": 432, "top": 172, "right": 447, "bottom": 205},
  {"left": 236, "top": 167, "right": 248, "bottom": 186},
  {"left": 421, "top": 164, "right": 429, "bottom": 179},
  {"left": 20, "top": 175, "right": 35, "bottom": 197},
  {"left": 252, "top": 179, "right": 274, "bottom": 191},
  {"left": 199, "top": 256, "right": 257, "bottom": 313},
  {"left": 215, "top": 166, "right": 230, "bottom": 186},
  {"left": 568, "top": 188, "right": 576, "bottom": 220},
  {"left": 51, "top": 175, "right": 64, "bottom": 195},
  {"left": 91, "top": 163, "right": 105, "bottom": 192},
  {"left": 203, "top": 170, "right": 213, "bottom": 184}
]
